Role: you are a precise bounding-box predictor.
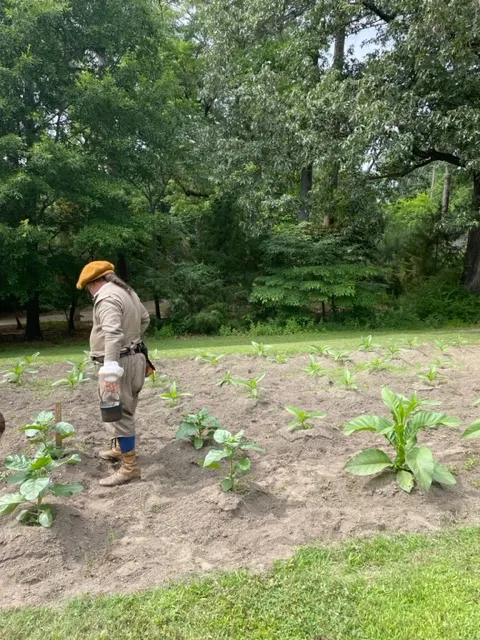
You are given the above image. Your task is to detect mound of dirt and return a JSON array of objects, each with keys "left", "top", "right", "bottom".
[{"left": 1, "top": 344, "right": 480, "bottom": 609}]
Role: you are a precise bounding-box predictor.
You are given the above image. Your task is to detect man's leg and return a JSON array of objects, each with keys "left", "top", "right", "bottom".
[{"left": 99, "top": 355, "right": 145, "bottom": 486}]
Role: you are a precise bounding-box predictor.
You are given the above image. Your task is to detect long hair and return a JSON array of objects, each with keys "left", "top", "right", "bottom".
[{"left": 102, "top": 272, "right": 133, "bottom": 294}]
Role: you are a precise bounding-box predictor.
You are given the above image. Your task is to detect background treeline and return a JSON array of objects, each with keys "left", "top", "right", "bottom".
[{"left": 1, "top": 0, "right": 480, "bottom": 340}]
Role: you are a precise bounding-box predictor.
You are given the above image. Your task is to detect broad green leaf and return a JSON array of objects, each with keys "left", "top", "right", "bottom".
[
  {"left": 35, "top": 411, "right": 54, "bottom": 426},
  {"left": 309, "top": 411, "right": 326, "bottom": 419},
  {"left": 285, "top": 405, "right": 301, "bottom": 416},
  {"left": 20, "top": 477, "right": 51, "bottom": 501},
  {"left": 236, "top": 458, "right": 251, "bottom": 472},
  {"left": 51, "top": 454, "right": 81, "bottom": 468},
  {"left": 203, "top": 449, "right": 229, "bottom": 467},
  {"left": 381, "top": 387, "right": 399, "bottom": 412},
  {"left": 213, "top": 429, "right": 232, "bottom": 444},
  {"left": 6, "top": 471, "right": 30, "bottom": 486},
  {"left": 409, "top": 412, "right": 460, "bottom": 430},
  {"left": 38, "top": 506, "right": 53, "bottom": 528},
  {"left": 50, "top": 483, "right": 84, "bottom": 497},
  {"left": 405, "top": 447, "right": 434, "bottom": 491},
  {"left": 20, "top": 424, "right": 46, "bottom": 433},
  {"left": 241, "top": 442, "right": 266, "bottom": 453},
  {"left": 30, "top": 456, "right": 52, "bottom": 471},
  {"left": 344, "top": 416, "right": 393, "bottom": 435},
  {"left": 54, "top": 422, "right": 75, "bottom": 437},
  {"left": 344, "top": 449, "right": 393, "bottom": 476},
  {"left": 193, "top": 437, "right": 204, "bottom": 450},
  {"left": 22, "top": 428, "right": 44, "bottom": 438},
  {"left": 175, "top": 423, "right": 198, "bottom": 440},
  {"left": 396, "top": 470, "right": 414, "bottom": 493},
  {"left": 462, "top": 420, "right": 480, "bottom": 440},
  {"left": 432, "top": 462, "right": 457, "bottom": 487},
  {"left": 4, "top": 455, "right": 31, "bottom": 471},
  {"left": 221, "top": 478, "right": 234, "bottom": 492},
  {"left": 0, "top": 493, "right": 26, "bottom": 516}
]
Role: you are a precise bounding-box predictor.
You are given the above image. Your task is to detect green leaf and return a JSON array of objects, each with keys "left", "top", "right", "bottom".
[
  {"left": 54, "top": 422, "right": 75, "bottom": 438},
  {"left": 203, "top": 449, "right": 229, "bottom": 467},
  {"left": 344, "top": 416, "right": 393, "bottom": 435},
  {"left": 285, "top": 405, "right": 300, "bottom": 416},
  {"left": 50, "top": 483, "right": 84, "bottom": 497},
  {"left": 213, "top": 429, "right": 231, "bottom": 444},
  {"left": 405, "top": 447, "right": 434, "bottom": 491},
  {"left": 30, "top": 456, "right": 52, "bottom": 471},
  {"left": 381, "top": 387, "right": 400, "bottom": 412},
  {"left": 4, "top": 455, "right": 31, "bottom": 471},
  {"left": 6, "top": 471, "right": 30, "bottom": 486},
  {"left": 35, "top": 411, "right": 54, "bottom": 426},
  {"left": 221, "top": 478, "right": 234, "bottom": 492},
  {"left": 432, "top": 462, "right": 457, "bottom": 487},
  {"left": 50, "top": 454, "right": 81, "bottom": 468},
  {"left": 175, "top": 423, "right": 198, "bottom": 440},
  {"left": 20, "top": 477, "right": 51, "bottom": 501},
  {"left": 38, "top": 506, "right": 53, "bottom": 528},
  {"left": 0, "top": 493, "right": 26, "bottom": 516},
  {"left": 193, "top": 436, "right": 204, "bottom": 450},
  {"left": 236, "top": 458, "right": 251, "bottom": 473},
  {"left": 462, "top": 420, "right": 480, "bottom": 440},
  {"left": 241, "top": 442, "right": 266, "bottom": 453},
  {"left": 409, "top": 412, "right": 460, "bottom": 430},
  {"left": 344, "top": 449, "right": 393, "bottom": 476},
  {"left": 396, "top": 470, "right": 414, "bottom": 493}
]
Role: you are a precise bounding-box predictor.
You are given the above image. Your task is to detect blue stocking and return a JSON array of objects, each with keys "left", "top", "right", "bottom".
[{"left": 117, "top": 436, "right": 136, "bottom": 453}]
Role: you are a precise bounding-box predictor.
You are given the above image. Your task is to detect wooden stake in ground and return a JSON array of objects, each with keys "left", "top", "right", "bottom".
[{"left": 55, "top": 402, "right": 62, "bottom": 449}]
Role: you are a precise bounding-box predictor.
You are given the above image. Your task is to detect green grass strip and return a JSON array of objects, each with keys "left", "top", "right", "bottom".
[{"left": 2, "top": 527, "right": 480, "bottom": 639}]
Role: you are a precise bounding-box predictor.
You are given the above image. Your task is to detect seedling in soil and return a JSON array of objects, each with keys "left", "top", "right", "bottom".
[
  {"left": 338, "top": 368, "right": 358, "bottom": 390},
  {"left": 0, "top": 452, "right": 83, "bottom": 528},
  {"left": 451, "top": 335, "right": 467, "bottom": 346},
  {"left": 202, "top": 429, "right": 265, "bottom": 492},
  {"left": 358, "top": 335, "right": 380, "bottom": 351},
  {"left": 176, "top": 408, "right": 222, "bottom": 449},
  {"left": 67, "top": 354, "right": 92, "bottom": 374},
  {"left": 251, "top": 342, "right": 271, "bottom": 357},
  {"left": 404, "top": 337, "right": 419, "bottom": 348},
  {"left": 302, "top": 355, "right": 328, "bottom": 377},
  {"left": 310, "top": 344, "right": 334, "bottom": 357},
  {"left": 432, "top": 357, "right": 453, "bottom": 368},
  {"left": 462, "top": 420, "right": 480, "bottom": 440},
  {"left": 271, "top": 353, "right": 289, "bottom": 364},
  {"left": 361, "top": 355, "right": 391, "bottom": 373},
  {"left": 329, "top": 350, "right": 352, "bottom": 363},
  {"left": 216, "top": 370, "right": 238, "bottom": 387},
  {"left": 284, "top": 406, "right": 326, "bottom": 432},
  {"left": 195, "top": 352, "right": 226, "bottom": 365},
  {"left": 233, "top": 373, "right": 266, "bottom": 399},
  {"left": 416, "top": 365, "right": 445, "bottom": 386},
  {"left": 434, "top": 340, "right": 451, "bottom": 353},
  {"left": 159, "top": 382, "right": 192, "bottom": 407},
  {"left": 465, "top": 456, "right": 480, "bottom": 471},
  {"left": 145, "top": 370, "right": 168, "bottom": 387},
  {"left": 385, "top": 344, "right": 405, "bottom": 358},
  {"left": 19, "top": 410, "right": 76, "bottom": 459},
  {"left": 344, "top": 387, "right": 459, "bottom": 493},
  {"left": 1, "top": 359, "right": 38, "bottom": 385},
  {"left": 24, "top": 352, "right": 40, "bottom": 365},
  {"left": 52, "top": 365, "right": 89, "bottom": 388}
]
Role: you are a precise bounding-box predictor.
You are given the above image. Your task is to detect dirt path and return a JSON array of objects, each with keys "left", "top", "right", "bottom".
[{"left": 1, "top": 345, "right": 480, "bottom": 609}]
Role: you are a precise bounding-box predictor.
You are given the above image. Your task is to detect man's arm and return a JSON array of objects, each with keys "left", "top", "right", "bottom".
[
  {"left": 96, "top": 297, "right": 124, "bottom": 363},
  {"left": 140, "top": 303, "right": 150, "bottom": 335}
]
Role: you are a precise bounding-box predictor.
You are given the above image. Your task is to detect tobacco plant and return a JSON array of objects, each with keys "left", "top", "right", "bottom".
[
  {"left": 216, "top": 370, "right": 237, "bottom": 387},
  {"left": 251, "top": 342, "right": 271, "bottom": 357},
  {"left": 144, "top": 370, "right": 168, "bottom": 387},
  {"left": 385, "top": 344, "right": 404, "bottom": 358},
  {"left": 1, "top": 359, "right": 38, "bottom": 385},
  {"left": 195, "top": 352, "right": 226, "bottom": 365},
  {"left": 361, "top": 355, "right": 391, "bottom": 373},
  {"left": 20, "top": 410, "right": 76, "bottom": 459},
  {"left": 310, "top": 344, "right": 334, "bottom": 357},
  {"left": 233, "top": 373, "right": 266, "bottom": 399},
  {"left": 202, "top": 429, "right": 265, "bottom": 492},
  {"left": 339, "top": 368, "right": 358, "bottom": 390},
  {"left": 417, "top": 365, "right": 445, "bottom": 386},
  {"left": 344, "top": 387, "right": 459, "bottom": 493},
  {"left": 358, "top": 335, "right": 380, "bottom": 352},
  {"left": 24, "top": 352, "right": 40, "bottom": 365},
  {"left": 302, "top": 355, "right": 328, "bottom": 377},
  {"left": 271, "top": 353, "right": 289, "bottom": 364},
  {"left": 285, "top": 406, "right": 326, "bottom": 431},
  {"left": 329, "top": 350, "right": 352, "bottom": 363},
  {"left": 159, "top": 382, "right": 192, "bottom": 407},
  {"left": 52, "top": 365, "right": 89, "bottom": 388},
  {"left": 176, "top": 408, "right": 222, "bottom": 449}
]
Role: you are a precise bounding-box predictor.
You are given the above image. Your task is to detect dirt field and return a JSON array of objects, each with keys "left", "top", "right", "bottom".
[{"left": 2, "top": 343, "right": 480, "bottom": 609}]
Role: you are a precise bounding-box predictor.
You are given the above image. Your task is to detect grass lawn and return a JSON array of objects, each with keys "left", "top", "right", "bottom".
[
  {"left": 1, "top": 527, "right": 480, "bottom": 639},
  {"left": 1, "top": 326, "right": 480, "bottom": 365}
]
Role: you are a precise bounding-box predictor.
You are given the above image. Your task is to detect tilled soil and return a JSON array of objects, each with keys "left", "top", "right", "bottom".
[{"left": 2, "top": 344, "right": 480, "bottom": 609}]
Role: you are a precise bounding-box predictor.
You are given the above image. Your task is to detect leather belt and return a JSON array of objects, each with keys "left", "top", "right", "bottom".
[{"left": 91, "top": 344, "right": 142, "bottom": 365}]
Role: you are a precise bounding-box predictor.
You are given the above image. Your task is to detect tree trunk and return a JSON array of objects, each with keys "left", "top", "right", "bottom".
[
  {"left": 324, "top": 27, "right": 346, "bottom": 229},
  {"left": 299, "top": 164, "right": 313, "bottom": 221},
  {"left": 117, "top": 252, "right": 130, "bottom": 282},
  {"left": 462, "top": 173, "right": 480, "bottom": 293},
  {"left": 154, "top": 295, "right": 161, "bottom": 320},
  {"left": 441, "top": 166, "right": 451, "bottom": 218},
  {"left": 24, "top": 292, "right": 43, "bottom": 341},
  {"left": 15, "top": 315, "right": 23, "bottom": 330}
]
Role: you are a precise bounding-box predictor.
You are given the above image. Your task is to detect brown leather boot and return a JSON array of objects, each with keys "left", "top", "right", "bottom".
[
  {"left": 99, "top": 440, "right": 122, "bottom": 462},
  {"left": 98, "top": 450, "right": 141, "bottom": 486}
]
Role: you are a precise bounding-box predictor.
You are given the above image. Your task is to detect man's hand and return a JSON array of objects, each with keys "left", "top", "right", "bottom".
[{"left": 104, "top": 380, "right": 120, "bottom": 395}]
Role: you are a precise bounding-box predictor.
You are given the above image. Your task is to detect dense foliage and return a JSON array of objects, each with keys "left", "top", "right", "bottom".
[{"left": 1, "top": 0, "right": 480, "bottom": 339}]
